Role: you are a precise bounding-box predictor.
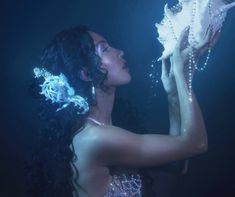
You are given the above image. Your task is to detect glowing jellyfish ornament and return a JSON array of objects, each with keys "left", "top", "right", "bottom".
[{"left": 155, "top": 0, "right": 235, "bottom": 101}]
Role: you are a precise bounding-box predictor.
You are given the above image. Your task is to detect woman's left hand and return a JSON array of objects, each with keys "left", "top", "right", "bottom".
[
  {"left": 160, "top": 26, "right": 220, "bottom": 96},
  {"left": 172, "top": 26, "right": 221, "bottom": 74}
]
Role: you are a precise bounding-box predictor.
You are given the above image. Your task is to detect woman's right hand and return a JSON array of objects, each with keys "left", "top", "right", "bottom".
[{"left": 171, "top": 26, "right": 220, "bottom": 77}]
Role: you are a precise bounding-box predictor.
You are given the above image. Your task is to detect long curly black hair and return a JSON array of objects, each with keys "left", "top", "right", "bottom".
[
  {"left": 26, "top": 25, "right": 157, "bottom": 197},
  {"left": 27, "top": 25, "right": 108, "bottom": 197}
]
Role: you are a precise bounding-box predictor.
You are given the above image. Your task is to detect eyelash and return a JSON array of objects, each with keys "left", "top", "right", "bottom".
[{"left": 103, "top": 46, "right": 109, "bottom": 52}]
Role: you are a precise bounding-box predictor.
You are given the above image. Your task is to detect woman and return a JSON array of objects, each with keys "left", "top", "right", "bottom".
[{"left": 30, "top": 25, "right": 216, "bottom": 197}]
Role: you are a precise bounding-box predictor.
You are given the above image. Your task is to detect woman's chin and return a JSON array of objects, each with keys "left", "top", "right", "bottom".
[
  {"left": 107, "top": 73, "right": 132, "bottom": 87},
  {"left": 122, "top": 75, "right": 132, "bottom": 85},
  {"left": 126, "top": 75, "right": 132, "bottom": 83},
  {"left": 111, "top": 78, "right": 132, "bottom": 87}
]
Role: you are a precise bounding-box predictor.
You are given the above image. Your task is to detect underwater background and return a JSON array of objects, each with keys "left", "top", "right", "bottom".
[{"left": 1, "top": 0, "right": 235, "bottom": 196}]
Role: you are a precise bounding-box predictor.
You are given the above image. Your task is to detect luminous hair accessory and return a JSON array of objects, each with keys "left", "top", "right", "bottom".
[
  {"left": 155, "top": 0, "right": 235, "bottom": 101},
  {"left": 90, "top": 82, "right": 97, "bottom": 105},
  {"left": 33, "top": 67, "right": 89, "bottom": 114}
]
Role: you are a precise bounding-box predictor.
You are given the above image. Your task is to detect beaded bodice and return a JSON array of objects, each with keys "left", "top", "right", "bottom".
[{"left": 104, "top": 170, "right": 142, "bottom": 197}]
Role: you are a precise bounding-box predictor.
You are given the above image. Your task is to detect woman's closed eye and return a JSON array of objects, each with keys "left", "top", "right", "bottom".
[{"left": 102, "top": 46, "right": 110, "bottom": 52}]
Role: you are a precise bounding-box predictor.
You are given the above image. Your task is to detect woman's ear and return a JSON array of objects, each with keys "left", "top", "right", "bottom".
[{"left": 80, "top": 68, "right": 92, "bottom": 82}]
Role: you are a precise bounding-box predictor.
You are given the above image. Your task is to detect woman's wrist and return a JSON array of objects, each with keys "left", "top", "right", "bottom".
[
  {"left": 167, "top": 92, "right": 179, "bottom": 108},
  {"left": 167, "top": 89, "right": 178, "bottom": 97},
  {"left": 173, "top": 67, "right": 187, "bottom": 81}
]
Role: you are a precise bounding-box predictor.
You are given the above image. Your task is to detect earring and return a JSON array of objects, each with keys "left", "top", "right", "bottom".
[{"left": 91, "top": 82, "right": 97, "bottom": 105}]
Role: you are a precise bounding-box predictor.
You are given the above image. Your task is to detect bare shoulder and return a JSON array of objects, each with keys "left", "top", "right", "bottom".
[
  {"left": 72, "top": 123, "right": 195, "bottom": 167},
  {"left": 73, "top": 123, "right": 142, "bottom": 164},
  {"left": 73, "top": 123, "right": 141, "bottom": 146},
  {"left": 87, "top": 124, "right": 142, "bottom": 147}
]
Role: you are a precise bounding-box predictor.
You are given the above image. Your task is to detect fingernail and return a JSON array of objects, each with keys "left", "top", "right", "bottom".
[{"left": 157, "top": 56, "right": 163, "bottom": 61}]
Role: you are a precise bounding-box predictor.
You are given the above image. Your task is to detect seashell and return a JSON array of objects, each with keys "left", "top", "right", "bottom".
[{"left": 156, "top": 0, "right": 235, "bottom": 60}]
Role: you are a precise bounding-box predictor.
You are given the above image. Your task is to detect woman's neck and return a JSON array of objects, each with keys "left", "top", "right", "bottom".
[{"left": 88, "top": 87, "right": 116, "bottom": 125}]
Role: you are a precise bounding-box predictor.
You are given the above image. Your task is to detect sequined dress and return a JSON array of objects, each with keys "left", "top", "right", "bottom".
[{"left": 104, "top": 169, "right": 142, "bottom": 197}]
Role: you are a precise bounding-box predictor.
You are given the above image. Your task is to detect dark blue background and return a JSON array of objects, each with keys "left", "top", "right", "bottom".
[{"left": 1, "top": 0, "right": 235, "bottom": 196}]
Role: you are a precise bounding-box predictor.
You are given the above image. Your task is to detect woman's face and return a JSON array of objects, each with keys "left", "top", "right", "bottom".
[{"left": 89, "top": 31, "right": 131, "bottom": 87}]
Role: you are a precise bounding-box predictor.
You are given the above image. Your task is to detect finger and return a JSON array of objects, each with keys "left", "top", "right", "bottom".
[
  {"left": 175, "top": 26, "right": 190, "bottom": 51},
  {"left": 210, "top": 29, "right": 221, "bottom": 47},
  {"left": 157, "top": 57, "right": 163, "bottom": 62},
  {"left": 181, "top": 44, "right": 193, "bottom": 59},
  {"left": 197, "top": 29, "right": 220, "bottom": 57},
  {"left": 203, "top": 25, "right": 212, "bottom": 40},
  {"left": 158, "top": 55, "right": 167, "bottom": 62},
  {"left": 193, "top": 28, "right": 214, "bottom": 57},
  {"left": 196, "top": 27, "right": 213, "bottom": 50},
  {"left": 161, "top": 59, "right": 168, "bottom": 78},
  {"left": 169, "top": 56, "right": 174, "bottom": 74},
  {"left": 198, "top": 44, "right": 209, "bottom": 57},
  {"left": 205, "top": 25, "right": 213, "bottom": 42}
]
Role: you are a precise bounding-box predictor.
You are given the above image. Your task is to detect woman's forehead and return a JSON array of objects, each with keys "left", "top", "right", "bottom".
[{"left": 88, "top": 31, "right": 107, "bottom": 46}]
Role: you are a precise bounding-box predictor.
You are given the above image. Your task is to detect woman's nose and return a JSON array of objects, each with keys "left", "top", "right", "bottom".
[{"left": 118, "top": 49, "right": 124, "bottom": 57}]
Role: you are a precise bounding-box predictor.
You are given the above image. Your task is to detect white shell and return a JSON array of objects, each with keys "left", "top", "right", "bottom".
[{"left": 156, "top": 0, "right": 235, "bottom": 60}]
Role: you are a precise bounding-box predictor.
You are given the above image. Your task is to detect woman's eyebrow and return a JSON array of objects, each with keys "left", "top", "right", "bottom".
[{"left": 95, "top": 40, "right": 107, "bottom": 48}]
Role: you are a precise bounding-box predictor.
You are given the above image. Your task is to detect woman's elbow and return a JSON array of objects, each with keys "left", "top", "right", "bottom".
[
  {"left": 195, "top": 138, "right": 208, "bottom": 154},
  {"left": 198, "top": 142, "right": 208, "bottom": 153},
  {"left": 191, "top": 128, "right": 208, "bottom": 155},
  {"left": 187, "top": 135, "right": 208, "bottom": 156},
  {"left": 198, "top": 130, "right": 208, "bottom": 153}
]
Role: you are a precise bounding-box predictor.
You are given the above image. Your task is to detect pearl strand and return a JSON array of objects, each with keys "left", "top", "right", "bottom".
[
  {"left": 188, "top": 0, "right": 214, "bottom": 100},
  {"left": 188, "top": 47, "right": 196, "bottom": 102},
  {"left": 163, "top": 0, "right": 216, "bottom": 101},
  {"left": 195, "top": 0, "right": 212, "bottom": 72},
  {"left": 195, "top": 47, "right": 212, "bottom": 71},
  {"left": 187, "top": 0, "right": 197, "bottom": 102}
]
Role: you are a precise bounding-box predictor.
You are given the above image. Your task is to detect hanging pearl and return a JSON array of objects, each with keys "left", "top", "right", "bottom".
[
  {"left": 195, "top": 47, "right": 212, "bottom": 71},
  {"left": 162, "top": 0, "right": 214, "bottom": 101},
  {"left": 188, "top": 47, "right": 195, "bottom": 102}
]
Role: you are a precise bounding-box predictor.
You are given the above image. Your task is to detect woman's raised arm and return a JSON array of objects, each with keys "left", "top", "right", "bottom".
[{"left": 79, "top": 28, "right": 211, "bottom": 168}]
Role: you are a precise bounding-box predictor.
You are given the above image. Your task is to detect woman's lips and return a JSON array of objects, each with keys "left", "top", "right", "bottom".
[
  {"left": 122, "top": 61, "right": 128, "bottom": 68},
  {"left": 123, "top": 65, "right": 129, "bottom": 69}
]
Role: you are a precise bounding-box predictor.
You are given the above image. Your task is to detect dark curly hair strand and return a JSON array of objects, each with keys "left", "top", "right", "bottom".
[{"left": 27, "top": 25, "right": 108, "bottom": 197}]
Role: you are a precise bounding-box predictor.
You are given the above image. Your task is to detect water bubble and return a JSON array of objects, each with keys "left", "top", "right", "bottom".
[{"left": 147, "top": 57, "right": 161, "bottom": 96}]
